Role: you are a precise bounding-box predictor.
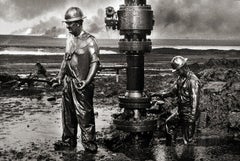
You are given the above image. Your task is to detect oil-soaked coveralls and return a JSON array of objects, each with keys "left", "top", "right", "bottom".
[
  {"left": 57, "top": 30, "right": 99, "bottom": 151},
  {"left": 163, "top": 71, "right": 200, "bottom": 144}
]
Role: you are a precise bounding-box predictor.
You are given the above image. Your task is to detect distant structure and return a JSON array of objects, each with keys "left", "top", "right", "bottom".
[{"left": 35, "top": 62, "right": 47, "bottom": 78}]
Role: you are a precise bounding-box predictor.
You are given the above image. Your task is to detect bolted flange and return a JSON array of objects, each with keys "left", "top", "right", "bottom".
[
  {"left": 119, "top": 39, "right": 152, "bottom": 52},
  {"left": 113, "top": 119, "right": 158, "bottom": 132},
  {"left": 119, "top": 95, "right": 151, "bottom": 109}
]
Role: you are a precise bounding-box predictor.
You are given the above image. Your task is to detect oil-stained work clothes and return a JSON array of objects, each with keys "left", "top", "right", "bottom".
[
  {"left": 166, "top": 71, "right": 200, "bottom": 143},
  {"left": 57, "top": 30, "right": 99, "bottom": 151}
]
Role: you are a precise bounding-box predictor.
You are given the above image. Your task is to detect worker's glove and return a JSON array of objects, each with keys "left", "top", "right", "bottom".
[
  {"left": 150, "top": 92, "right": 165, "bottom": 99},
  {"left": 50, "top": 77, "right": 61, "bottom": 88}
]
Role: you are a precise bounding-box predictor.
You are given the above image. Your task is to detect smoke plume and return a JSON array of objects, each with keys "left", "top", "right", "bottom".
[
  {"left": 0, "top": 0, "right": 67, "bottom": 21},
  {"left": 151, "top": 0, "right": 240, "bottom": 39},
  {"left": 6, "top": 0, "right": 240, "bottom": 39}
]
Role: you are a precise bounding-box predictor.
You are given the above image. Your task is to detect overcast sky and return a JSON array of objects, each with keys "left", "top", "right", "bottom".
[{"left": 1, "top": 0, "right": 240, "bottom": 39}]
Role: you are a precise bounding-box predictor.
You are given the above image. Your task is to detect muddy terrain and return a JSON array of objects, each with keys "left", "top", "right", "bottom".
[{"left": 0, "top": 49, "right": 240, "bottom": 161}]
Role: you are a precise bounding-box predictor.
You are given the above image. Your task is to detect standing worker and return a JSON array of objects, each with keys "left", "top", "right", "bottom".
[
  {"left": 51, "top": 7, "right": 100, "bottom": 153},
  {"left": 151, "top": 56, "right": 200, "bottom": 145}
]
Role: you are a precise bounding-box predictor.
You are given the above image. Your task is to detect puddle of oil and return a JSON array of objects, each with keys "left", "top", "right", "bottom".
[
  {"left": 108, "top": 135, "right": 240, "bottom": 161},
  {"left": 1, "top": 95, "right": 240, "bottom": 161},
  {"left": 151, "top": 137, "right": 240, "bottom": 161}
]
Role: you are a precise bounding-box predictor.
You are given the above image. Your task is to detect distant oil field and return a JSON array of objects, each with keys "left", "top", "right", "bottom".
[
  {"left": 1, "top": 35, "right": 240, "bottom": 75},
  {"left": 1, "top": 35, "right": 240, "bottom": 48}
]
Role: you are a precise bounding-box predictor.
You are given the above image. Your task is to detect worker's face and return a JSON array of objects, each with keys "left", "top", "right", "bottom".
[
  {"left": 65, "top": 21, "right": 82, "bottom": 36},
  {"left": 176, "top": 68, "right": 186, "bottom": 77},
  {"left": 172, "top": 69, "right": 180, "bottom": 77}
]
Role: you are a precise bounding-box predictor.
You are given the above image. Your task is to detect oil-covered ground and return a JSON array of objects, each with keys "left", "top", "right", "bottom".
[{"left": 0, "top": 49, "right": 240, "bottom": 161}]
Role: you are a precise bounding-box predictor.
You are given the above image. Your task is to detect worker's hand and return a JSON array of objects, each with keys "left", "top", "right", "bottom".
[
  {"left": 149, "top": 92, "right": 157, "bottom": 97},
  {"left": 150, "top": 92, "right": 164, "bottom": 99},
  {"left": 76, "top": 80, "right": 86, "bottom": 90}
]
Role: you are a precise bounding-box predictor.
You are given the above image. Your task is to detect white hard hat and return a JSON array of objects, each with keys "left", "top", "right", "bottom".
[{"left": 170, "top": 56, "right": 188, "bottom": 72}]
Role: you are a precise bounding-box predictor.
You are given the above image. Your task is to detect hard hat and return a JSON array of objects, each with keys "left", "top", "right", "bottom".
[
  {"left": 63, "top": 7, "right": 86, "bottom": 22},
  {"left": 170, "top": 56, "right": 188, "bottom": 72},
  {"left": 106, "top": 6, "right": 115, "bottom": 17}
]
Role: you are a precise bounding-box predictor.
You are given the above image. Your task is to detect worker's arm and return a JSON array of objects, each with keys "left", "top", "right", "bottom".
[
  {"left": 85, "top": 61, "right": 99, "bottom": 84},
  {"left": 58, "top": 59, "right": 66, "bottom": 83},
  {"left": 77, "top": 37, "right": 100, "bottom": 90},
  {"left": 190, "top": 79, "right": 200, "bottom": 121},
  {"left": 51, "top": 59, "right": 66, "bottom": 87},
  {"left": 152, "top": 89, "right": 177, "bottom": 98},
  {"left": 151, "top": 80, "right": 178, "bottom": 98}
]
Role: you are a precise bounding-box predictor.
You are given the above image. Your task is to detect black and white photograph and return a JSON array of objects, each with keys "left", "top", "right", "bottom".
[{"left": 0, "top": 0, "right": 240, "bottom": 160}]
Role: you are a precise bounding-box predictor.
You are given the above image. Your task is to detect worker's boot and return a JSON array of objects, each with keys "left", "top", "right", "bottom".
[
  {"left": 82, "top": 142, "right": 98, "bottom": 153},
  {"left": 54, "top": 138, "right": 77, "bottom": 150}
]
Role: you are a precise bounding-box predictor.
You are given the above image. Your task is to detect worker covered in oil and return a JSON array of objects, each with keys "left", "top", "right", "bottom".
[
  {"left": 151, "top": 56, "right": 201, "bottom": 145},
  {"left": 51, "top": 7, "right": 100, "bottom": 153}
]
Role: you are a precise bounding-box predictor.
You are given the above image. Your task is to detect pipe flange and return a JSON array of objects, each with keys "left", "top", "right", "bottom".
[
  {"left": 119, "top": 40, "right": 152, "bottom": 52},
  {"left": 119, "top": 95, "right": 151, "bottom": 109},
  {"left": 119, "top": 102, "right": 151, "bottom": 109},
  {"left": 113, "top": 118, "right": 158, "bottom": 132},
  {"left": 119, "top": 95, "right": 151, "bottom": 103}
]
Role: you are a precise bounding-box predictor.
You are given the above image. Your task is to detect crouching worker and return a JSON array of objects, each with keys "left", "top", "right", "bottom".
[
  {"left": 51, "top": 7, "right": 100, "bottom": 153},
  {"left": 151, "top": 56, "right": 200, "bottom": 145}
]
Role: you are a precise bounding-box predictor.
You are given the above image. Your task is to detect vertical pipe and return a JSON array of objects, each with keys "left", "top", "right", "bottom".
[
  {"left": 125, "top": 0, "right": 146, "bottom": 5},
  {"left": 126, "top": 54, "right": 144, "bottom": 92}
]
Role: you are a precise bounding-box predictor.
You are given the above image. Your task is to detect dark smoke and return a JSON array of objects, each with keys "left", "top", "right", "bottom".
[
  {"left": 12, "top": 8, "right": 107, "bottom": 36},
  {"left": 12, "top": 17, "right": 65, "bottom": 37},
  {"left": 152, "top": 0, "right": 240, "bottom": 39},
  {"left": 0, "top": 0, "right": 67, "bottom": 21},
  {"left": 0, "top": 0, "right": 118, "bottom": 22},
  {"left": 44, "top": 26, "right": 65, "bottom": 37},
  {"left": 30, "top": 17, "right": 63, "bottom": 35},
  {"left": 85, "top": 9, "right": 105, "bottom": 33},
  {"left": 8, "top": 0, "right": 240, "bottom": 39},
  {"left": 5, "top": 0, "right": 118, "bottom": 37}
]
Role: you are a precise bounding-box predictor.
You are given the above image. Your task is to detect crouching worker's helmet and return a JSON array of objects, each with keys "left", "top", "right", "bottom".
[
  {"left": 171, "top": 56, "right": 188, "bottom": 72},
  {"left": 63, "top": 7, "right": 86, "bottom": 22}
]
